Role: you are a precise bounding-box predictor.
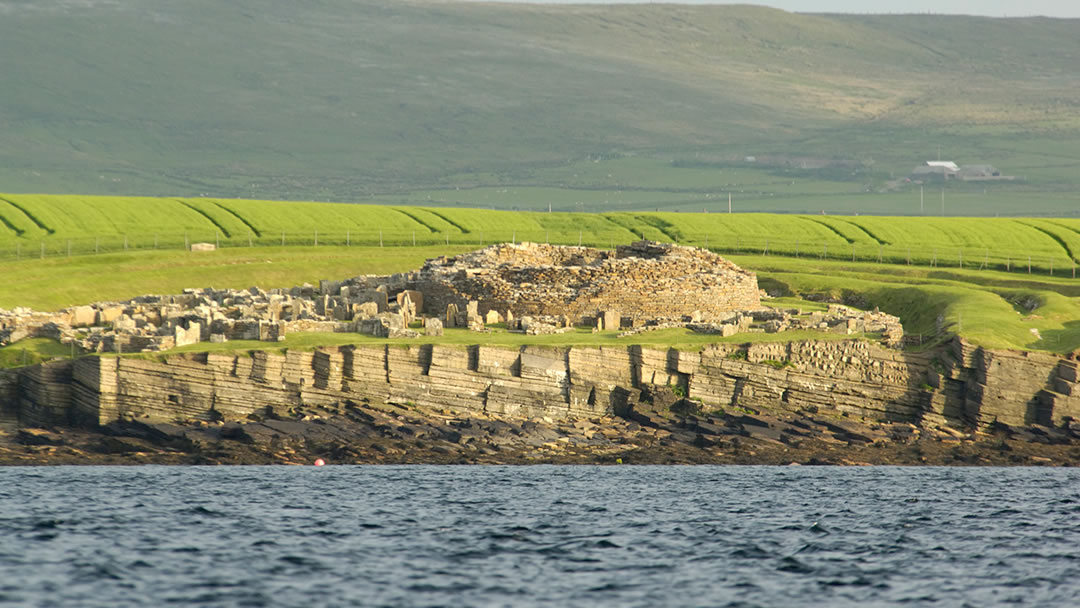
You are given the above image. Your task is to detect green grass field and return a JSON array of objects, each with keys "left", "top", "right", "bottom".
[{"left": 4, "top": 194, "right": 1080, "bottom": 274}]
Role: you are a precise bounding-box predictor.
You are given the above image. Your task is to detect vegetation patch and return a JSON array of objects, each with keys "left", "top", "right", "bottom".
[{"left": 0, "top": 338, "right": 71, "bottom": 369}]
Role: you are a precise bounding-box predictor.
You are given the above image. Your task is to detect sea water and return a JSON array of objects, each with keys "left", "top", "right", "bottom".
[{"left": 1, "top": 466, "right": 1078, "bottom": 607}]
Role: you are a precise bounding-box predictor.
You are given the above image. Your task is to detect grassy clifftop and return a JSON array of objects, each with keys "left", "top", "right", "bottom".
[{"left": 1, "top": 1, "right": 1077, "bottom": 206}]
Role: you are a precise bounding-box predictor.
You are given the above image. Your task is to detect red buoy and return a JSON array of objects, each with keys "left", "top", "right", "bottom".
[{"left": 313, "top": 458, "right": 326, "bottom": 467}]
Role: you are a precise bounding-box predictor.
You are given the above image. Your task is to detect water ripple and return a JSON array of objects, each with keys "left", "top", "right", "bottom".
[{"left": 1, "top": 466, "right": 1078, "bottom": 607}]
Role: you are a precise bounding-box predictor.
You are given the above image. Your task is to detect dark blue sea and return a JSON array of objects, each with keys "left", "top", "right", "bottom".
[{"left": 1, "top": 466, "right": 1078, "bottom": 607}]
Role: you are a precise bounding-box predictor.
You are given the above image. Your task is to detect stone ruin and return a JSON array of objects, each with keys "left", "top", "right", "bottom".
[
  {"left": 410, "top": 240, "right": 762, "bottom": 327},
  {"left": 0, "top": 241, "right": 904, "bottom": 354}
]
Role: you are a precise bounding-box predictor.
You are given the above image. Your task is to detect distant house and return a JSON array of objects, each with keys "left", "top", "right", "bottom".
[
  {"left": 910, "top": 161, "right": 1015, "bottom": 182},
  {"left": 911, "top": 161, "right": 960, "bottom": 180}
]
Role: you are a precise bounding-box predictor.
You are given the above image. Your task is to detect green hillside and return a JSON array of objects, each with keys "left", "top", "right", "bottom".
[
  {"left": 3, "top": 194, "right": 1080, "bottom": 275},
  {"left": 0, "top": 1, "right": 1077, "bottom": 213}
]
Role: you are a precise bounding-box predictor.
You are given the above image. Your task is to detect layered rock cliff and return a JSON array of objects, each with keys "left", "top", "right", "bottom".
[{"left": 5, "top": 338, "right": 1078, "bottom": 434}]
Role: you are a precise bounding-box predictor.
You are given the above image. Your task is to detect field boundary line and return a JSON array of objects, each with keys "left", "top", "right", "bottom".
[
  {"left": 634, "top": 214, "right": 681, "bottom": 242},
  {"left": 393, "top": 208, "right": 438, "bottom": 233},
  {"left": 800, "top": 217, "right": 854, "bottom": 244},
  {"left": 0, "top": 195, "right": 54, "bottom": 235},
  {"left": 1017, "top": 220, "right": 1076, "bottom": 263},
  {"left": 173, "top": 199, "right": 233, "bottom": 238},
  {"left": 831, "top": 218, "right": 890, "bottom": 245},
  {"left": 212, "top": 201, "right": 262, "bottom": 237},
  {"left": 425, "top": 209, "right": 470, "bottom": 234},
  {"left": 0, "top": 207, "right": 24, "bottom": 237}
]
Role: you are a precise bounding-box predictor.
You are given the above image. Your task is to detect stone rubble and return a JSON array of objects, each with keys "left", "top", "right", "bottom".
[{"left": 0, "top": 241, "right": 903, "bottom": 355}]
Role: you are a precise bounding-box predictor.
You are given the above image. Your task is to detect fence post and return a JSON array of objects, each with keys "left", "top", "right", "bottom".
[
  {"left": 346, "top": 230, "right": 349, "bottom": 247},
  {"left": 823, "top": 243, "right": 827, "bottom": 260},
  {"left": 878, "top": 244, "right": 883, "bottom": 263},
  {"left": 763, "top": 239, "right": 769, "bottom": 256},
  {"left": 1028, "top": 256, "right": 1031, "bottom": 274},
  {"left": 124, "top": 235, "right": 128, "bottom": 251},
  {"left": 154, "top": 234, "right": 158, "bottom": 249},
  {"left": 1006, "top": 256, "right": 1010, "bottom": 272},
  {"left": 314, "top": 230, "right": 318, "bottom": 246},
  {"left": 795, "top": 239, "right": 799, "bottom": 258},
  {"left": 511, "top": 230, "right": 515, "bottom": 245},
  {"left": 380, "top": 230, "right": 383, "bottom": 248},
  {"left": 249, "top": 232, "right": 253, "bottom": 247},
  {"left": 445, "top": 233, "right": 449, "bottom": 246},
  {"left": 1050, "top": 257, "right": 1053, "bottom": 275},
  {"left": 413, "top": 231, "right": 416, "bottom": 246},
  {"left": 958, "top": 249, "right": 961, "bottom": 269},
  {"left": 578, "top": 230, "right": 582, "bottom": 247},
  {"left": 16, "top": 242, "right": 19, "bottom": 260}
]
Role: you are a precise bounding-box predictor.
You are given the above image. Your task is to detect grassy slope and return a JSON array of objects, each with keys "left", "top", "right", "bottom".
[
  {"left": 0, "top": 246, "right": 470, "bottom": 312},
  {"left": 4, "top": 195, "right": 1080, "bottom": 270},
  {"left": 0, "top": 2, "right": 1077, "bottom": 207}
]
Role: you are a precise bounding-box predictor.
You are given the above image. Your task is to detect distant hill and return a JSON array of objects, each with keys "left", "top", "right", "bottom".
[{"left": 1, "top": 1, "right": 1077, "bottom": 207}]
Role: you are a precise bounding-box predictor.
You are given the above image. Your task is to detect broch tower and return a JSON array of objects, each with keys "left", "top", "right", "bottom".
[{"left": 410, "top": 240, "right": 761, "bottom": 326}]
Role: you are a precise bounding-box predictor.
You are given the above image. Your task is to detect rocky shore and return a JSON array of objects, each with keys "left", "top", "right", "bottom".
[{"left": 4, "top": 388, "right": 1078, "bottom": 466}]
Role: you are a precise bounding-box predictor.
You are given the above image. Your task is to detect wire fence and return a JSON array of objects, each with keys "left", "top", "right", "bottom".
[{"left": 2, "top": 229, "right": 1078, "bottom": 278}]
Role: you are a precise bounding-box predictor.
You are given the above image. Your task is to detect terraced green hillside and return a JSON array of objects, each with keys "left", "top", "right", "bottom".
[
  {"left": 1, "top": 1, "right": 1078, "bottom": 211},
  {"left": 3, "top": 195, "right": 1079, "bottom": 274}
]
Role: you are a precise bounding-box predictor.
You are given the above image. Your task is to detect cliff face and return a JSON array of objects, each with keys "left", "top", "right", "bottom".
[
  {"left": 4, "top": 338, "right": 1079, "bottom": 433},
  {"left": 949, "top": 341, "right": 1080, "bottom": 428},
  {"left": 0, "top": 369, "right": 19, "bottom": 424}
]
